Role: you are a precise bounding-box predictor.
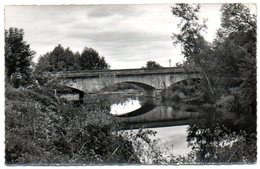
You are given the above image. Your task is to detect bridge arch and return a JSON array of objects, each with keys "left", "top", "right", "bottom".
[
  {"left": 58, "top": 67, "right": 202, "bottom": 98},
  {"left": 166, "top": 77, "right": 202, "bottom": 90}
]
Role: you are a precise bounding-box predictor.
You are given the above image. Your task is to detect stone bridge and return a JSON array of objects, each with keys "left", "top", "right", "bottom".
[{"left": 56, "top": 67, "right": 201, "bottom": 97}]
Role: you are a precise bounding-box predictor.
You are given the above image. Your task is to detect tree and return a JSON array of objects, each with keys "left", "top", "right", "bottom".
[
  {"left": 5, "top": 27, "right": 35, "bottom": 85},
  {"left": 35, "top": 45, "right": 82, "bottom": 73},
  {"left": 34, "top": 53, "right": 52, "bottom": 74},
  {"left": 220, "top": 4, "right": 256, "bottom": 35},
  {"left": 145, "top": 61, "right": 162, "bottom": 69},
  {"left": 214, "top": 4, "right": 256, "bottom": 115},
  {"left": 80, "top": 47, "right": 110, "bottom": 70},
  {"left": 169, "top": 3, "right": 257, "bottom": 164},
  {"left": 35, "top": 46, "right": 110, "bottom": 74},
  {"left": 172, "top": 4, "right": 214, "bottom": 96},
  {"left": 47, "top": 44, "right": 76, "bottom": 71},
  {"left": 172, "top": 4, "right": 205, "bottom": 61}
]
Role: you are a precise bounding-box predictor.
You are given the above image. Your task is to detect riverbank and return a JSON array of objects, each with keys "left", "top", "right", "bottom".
[{"left": 5, "top": 84, "right": 140, "bottom": 165}]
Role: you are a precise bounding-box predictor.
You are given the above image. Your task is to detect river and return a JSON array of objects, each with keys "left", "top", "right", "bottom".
[
  {"left": 110, "top": 96, "right": 191, "bottom": 156},
  {"left": 83, "top": 91, "right": 256, "bottom": 163}
]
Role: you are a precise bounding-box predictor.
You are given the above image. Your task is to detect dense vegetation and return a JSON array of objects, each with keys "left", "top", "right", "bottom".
[
  {"left": 5, "top": 78, "right": 141, "bottom": 164},
  {"left": 169, "top": 3, "right": 256, "bottom": 163},
  {"left": 171, "top": 4, "right": 256, "bottom": 110}
]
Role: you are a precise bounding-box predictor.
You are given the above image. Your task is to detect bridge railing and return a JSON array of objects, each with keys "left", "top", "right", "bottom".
[{"left": 56, "top": 67, "right": 201, "bottom": 79}]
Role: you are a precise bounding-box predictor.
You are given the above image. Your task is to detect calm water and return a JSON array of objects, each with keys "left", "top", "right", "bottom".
[
  {"left": 84, "top": 92, "right": 256, "bottom": 162},
  {"left": 107, "top": 93, "right": 256, "bottom": 160},
  {"left": 110, "top": 96, "right": 194, "bottom": 156},
  {"left": 110, "top": 96, "right": 192, "bottom": 155}
]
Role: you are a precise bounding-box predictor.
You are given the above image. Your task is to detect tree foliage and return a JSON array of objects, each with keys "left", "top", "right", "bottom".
[
  {"left": 220, "top": 4, "right": 256, "bottom": 35},
  {"left": 187, "top": 123, "right": 256, "bottom": 163},
  {"left": 172, "top": 3, "right": 256, "bottom": 109},
  {"left": 172, "top": 3, "right": 256, "bottom": 163},
  {"left": 172, "top": 4, "right": 207, "bottom": 63},
  {"left": 214, "top": 4, "right": 256, "bottom": 115},
  {"left": 145, "top": 61, "right": 162, "bottom": 69},
  {"left": 172, "top": 4, "right": 215, "bottom": 96},
  {"left": 5, "top": 27, "right": 35, "bottom": 85},
  {"left": 35, "top": 45, "right": 110, "bottom": 74},
  {"left": 80, "top": 47, "right": 110, "bottom": 70}
]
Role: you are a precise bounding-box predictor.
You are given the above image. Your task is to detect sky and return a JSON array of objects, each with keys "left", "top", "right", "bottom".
[{"left": 4, "top": 3, "right": 253, "bottom": 69}]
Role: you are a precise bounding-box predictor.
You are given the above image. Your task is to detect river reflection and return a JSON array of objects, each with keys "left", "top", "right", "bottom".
[
  {"left": 110, "top": 98, "right": 141, "bottom": 116},
  {"left": 105, "top": 93, "right": 256, "bottom": 163},
  {"left": 109, "top": 95, "right": 194, "bottom": 156}
]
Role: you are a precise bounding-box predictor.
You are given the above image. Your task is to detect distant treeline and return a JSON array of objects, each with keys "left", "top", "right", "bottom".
[
  {"left": 5, "top": 28, "right": 110, "bottom": 85},
  {"left": 35, "top": 45, "right": 110, "bottom": 73}
]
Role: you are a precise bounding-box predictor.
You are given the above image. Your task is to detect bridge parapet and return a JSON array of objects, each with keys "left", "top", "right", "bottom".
[{"left": 56, "top": 67, "right": 201, "bottom": 79}]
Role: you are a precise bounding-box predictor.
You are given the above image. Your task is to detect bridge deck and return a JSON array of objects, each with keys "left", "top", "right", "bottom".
[{"left": 57, "top": 67, "right": 200, "bottom": 79}]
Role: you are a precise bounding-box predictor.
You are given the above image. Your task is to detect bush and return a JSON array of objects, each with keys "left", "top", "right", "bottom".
[{"left": 5, "top": 84, "right": 139, "bottom": 165}]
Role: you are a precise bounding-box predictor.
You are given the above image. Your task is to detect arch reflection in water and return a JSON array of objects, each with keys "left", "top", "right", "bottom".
[
  {"left": 110, "top": 97, "right": 142, "bottom": 116},
  {"left": 110, "top": 96, "right": 157, "bottom": 117},
  {"left": 109, "top": 96, "right": 204, "bottom": 129},
  {"left": 112, "top": 95, "right": 238, "bottom": 130}
]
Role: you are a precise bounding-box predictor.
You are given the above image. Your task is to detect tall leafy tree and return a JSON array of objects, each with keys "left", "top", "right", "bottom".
[
  {"left": 214, "top": 4, "right": 256, "bottom": 115},
  {"left": 172, "top": 4, "right": 204, "bottom": 61},
  {"left": 172, "top": 4, "right": 214, "bottom": 96},
  {"left": 47, "top": 44, "right": 76, "bottom": 71},
  {"left": 173, "top": 4, "right": 257, "bottom": 163},
  {"left": 5, "top": 27, "right": 35, "bottom": 84},
  {"left": 35, "top": 45, "right": 81, "bottom": 73},
  {"left": 220, "top": 4, "right": 256, "bottom": 36},
  {"left": 80, "top": 47, "right": 110, "bottom": 70},
  {"left": 145, "top": 61, "right": 162, "bottom": 69}
]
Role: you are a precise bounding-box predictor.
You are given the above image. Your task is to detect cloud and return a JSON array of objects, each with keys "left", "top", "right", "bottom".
[
  {"left": 4, "top": 4, "right": 223, "bottom": 69},
  {"left": 85, "top": 5, "right": 142, "bottom": 18}
]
